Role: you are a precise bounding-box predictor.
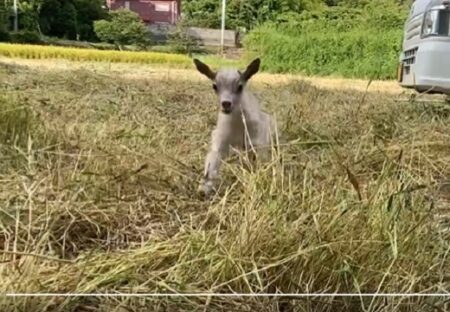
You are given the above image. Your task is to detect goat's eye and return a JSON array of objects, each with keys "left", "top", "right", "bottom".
[
  {"left": 212, "top": 84, "right": 218, "bottom": 91},
  {"left": 237, "top": 85, "right": 243, "bottom": 93}
]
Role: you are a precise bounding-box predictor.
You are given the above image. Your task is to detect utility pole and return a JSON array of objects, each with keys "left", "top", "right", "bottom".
[
  {"left": 13, "top": 0, "right": 18, "bottom": 32},
  {"left": 220, "top": 0, "right": 226, "bottom": 55}
]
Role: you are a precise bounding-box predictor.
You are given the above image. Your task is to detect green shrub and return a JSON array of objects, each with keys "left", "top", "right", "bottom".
[
  {"left": 10, "top": 30, "right": 43, "bottom": 44},
  {"left": 94, "top": 9, "right": 151, "bottom": 50},
  {"left": 167, "top": 18, "right": 203, "bottom": 56}
]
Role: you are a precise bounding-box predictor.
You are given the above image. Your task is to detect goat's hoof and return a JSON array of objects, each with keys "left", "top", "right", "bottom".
[{"left": 198, "top": 183, "right": 215, "bottom": 198}]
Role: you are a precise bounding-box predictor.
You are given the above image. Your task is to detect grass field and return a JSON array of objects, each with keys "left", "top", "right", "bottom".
[{"left": 0, "top": 58, "right": 449, "bottom": 311}]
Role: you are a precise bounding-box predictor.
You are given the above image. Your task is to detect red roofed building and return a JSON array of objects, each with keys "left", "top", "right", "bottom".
[{"left": 106, "top": 0, "right": 180, "bottom": 25}]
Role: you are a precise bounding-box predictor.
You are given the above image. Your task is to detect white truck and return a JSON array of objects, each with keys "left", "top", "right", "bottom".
[{"left": 398, "top": 0, "right": 450, "bottom": 94}]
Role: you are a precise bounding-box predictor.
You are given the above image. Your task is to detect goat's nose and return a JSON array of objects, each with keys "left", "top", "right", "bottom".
[{"left": 222, "top": 101, "right": 232, "bottom": 110}]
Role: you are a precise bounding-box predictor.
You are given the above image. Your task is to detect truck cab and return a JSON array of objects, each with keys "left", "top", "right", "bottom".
[{"left": 398, "top": 0, "right": 450, "bottom": 94}]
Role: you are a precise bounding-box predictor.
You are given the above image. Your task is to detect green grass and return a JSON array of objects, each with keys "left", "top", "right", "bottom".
[
  {"left": 0, "top": 59, "right": 449, "bottom": 311},
  {"left": 244, "top": 25, "right": 403, "bottom": 80}
]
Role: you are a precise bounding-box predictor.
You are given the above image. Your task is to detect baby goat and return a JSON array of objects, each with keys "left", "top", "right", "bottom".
[{"left": 193, "top": 58, "right": 278, "bottom": 196}]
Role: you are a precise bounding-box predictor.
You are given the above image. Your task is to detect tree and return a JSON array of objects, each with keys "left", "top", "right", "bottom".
[
  {"left": 94, "top": 9, "right": 150, "bottom": 49},
  {"left": 182, "top": 0, "right": 324, "bottom": 30},
  {"left": 0, "top": 1, "right": 10, "bottom": 41},
  {"left": 18, "top": 0, "right": 44, "bottom": 34},
  {"left": 36, "top": 0, "right": 106, "bottom": 40},
  {"left": 74, "top": 0, "right": 107, "bottom": 41},
  {"left": 38, "top": 0, "right": 77, "bottom": 39}
]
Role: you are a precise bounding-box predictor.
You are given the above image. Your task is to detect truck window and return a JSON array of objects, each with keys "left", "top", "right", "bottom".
[{"left": 438, "top": 10, "right": 450, "bottom": 35}]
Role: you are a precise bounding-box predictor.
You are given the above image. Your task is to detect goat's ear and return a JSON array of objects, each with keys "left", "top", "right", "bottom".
[
  {"left": 241, "top": 58, "right": 261, "bottom": 81},
  {"left": 193, "top": 58, "right": 216, "bottom": 81}
]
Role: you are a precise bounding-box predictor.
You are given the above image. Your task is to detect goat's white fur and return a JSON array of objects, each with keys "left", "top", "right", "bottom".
[{"left": 194, "top": 60, "right": 278, "bottom": 196}]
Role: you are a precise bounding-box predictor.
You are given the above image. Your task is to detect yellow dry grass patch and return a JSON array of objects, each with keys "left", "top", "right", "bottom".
[
  {"left": 1, "top": 57, "right": 407, "bottom": 95},
  {"left": 0, "top": 43, "right": 190, "bottom": 65}
]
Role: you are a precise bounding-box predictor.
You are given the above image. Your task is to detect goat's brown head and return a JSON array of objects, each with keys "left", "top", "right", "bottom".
[{"left": 193, "top": 58, "right": 261, "bottom": 115}]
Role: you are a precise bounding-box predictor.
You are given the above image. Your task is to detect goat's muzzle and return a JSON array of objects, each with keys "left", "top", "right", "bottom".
[{"left": 221, "top": 101, "right": 232, "bottom": 114}]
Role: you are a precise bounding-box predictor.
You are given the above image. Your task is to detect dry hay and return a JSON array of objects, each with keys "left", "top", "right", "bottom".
[{"left": 0, "top": 59, "right": 449, "bottom": 312}]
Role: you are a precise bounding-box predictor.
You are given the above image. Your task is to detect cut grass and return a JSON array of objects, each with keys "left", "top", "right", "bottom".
[
  {"left": 0, "top": 59, "right": 449, "bottom": 311},
  {"left": 0, "top": 58, "right": 407, "bottom": 95}
]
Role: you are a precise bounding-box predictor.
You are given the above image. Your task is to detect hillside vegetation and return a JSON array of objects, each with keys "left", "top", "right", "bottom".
[{"left": 243, "top": 0, "right": 410, "bottom": 79}]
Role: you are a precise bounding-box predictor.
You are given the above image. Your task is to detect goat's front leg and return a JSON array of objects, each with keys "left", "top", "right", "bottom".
[
  {"left": 253, "top": 115, "right": 277, "bottom": 163},
  {"left": 199, "top": 133, "right": 229, "bottom": 197},
  {"left": 244, "top": 132, "right": 270, "bottom": 165}
]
